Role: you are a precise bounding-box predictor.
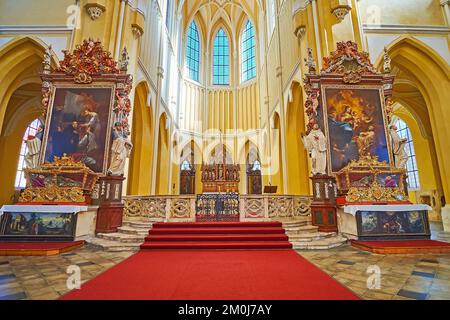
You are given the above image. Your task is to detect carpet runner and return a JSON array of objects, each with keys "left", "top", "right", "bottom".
[
  {"left": 140, "top": 221, "right": 293, "bottom": 250},
  {"left": 61, "top": 249, "right": 360, "bottom": 300}
]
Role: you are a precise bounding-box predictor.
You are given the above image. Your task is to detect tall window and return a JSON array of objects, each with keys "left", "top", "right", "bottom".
[
  {"left": 213, "top": 28, "right": 230, "bottom": 85},
  {"left": 395, "top": 119, "right": 420, "bottom": 190},
  {"left": 267, "top": 0, "right": 276, "bottom": 39},
  {"left": 241, "top": 20, "right": 256, "bottom": 82},
  {"left": 185, "top": 21, "right": 200, "bottom": 82},
  {"left": 15, "top": 118, "right": 42, "bottom": 189}
]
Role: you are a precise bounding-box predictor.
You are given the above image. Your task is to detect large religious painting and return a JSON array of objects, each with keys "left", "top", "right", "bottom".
[
  {"left": 0, "top": 212, "right": 76, "bottom": 240},
  {"left": 357, "top": 210, "right": 430, "bottom": 239},
  {"left": 321, "top": 85, "right": 391, "bottom": 173},
  {"left": 41, "top": 86, "right": 114, "bottom": 174}
]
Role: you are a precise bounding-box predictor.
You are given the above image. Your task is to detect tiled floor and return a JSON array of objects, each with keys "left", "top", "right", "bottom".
[{"left": 0, "top": 223, "right": 449, "bottom": 300}]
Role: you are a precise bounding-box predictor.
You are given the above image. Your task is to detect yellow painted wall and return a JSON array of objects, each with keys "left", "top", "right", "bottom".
[{"left": 359, "top": 0, "right": 446, "bottom": 26}]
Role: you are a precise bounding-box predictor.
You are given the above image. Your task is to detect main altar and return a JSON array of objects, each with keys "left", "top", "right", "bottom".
[{"left": 302, "top": 42, "right": 432, "bottom": 241}]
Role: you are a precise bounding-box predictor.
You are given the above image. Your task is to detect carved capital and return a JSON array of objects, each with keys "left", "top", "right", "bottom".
[
  {"left": 441, "top": 0, "right": 450, "bottom": 6},
  {"left": 294, "top": 25, "right": 306, "bottom": 39},
  {"left": 157, "top": 66, "right": 165, "bottom": 78},
  {"left": 85, "top": 3, "right": 106, "bottom": 20},
  {"left": 331, "top": 5, "right": 351, "bottom": 21},
  {"left": 131, "top": 23, "right": 144, "bottom": 38}
]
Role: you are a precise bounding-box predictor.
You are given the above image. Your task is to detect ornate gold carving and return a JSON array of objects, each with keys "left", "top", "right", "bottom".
[
  {"left": 57, "top": 38, "right": 119, "bottom": 83},
  {"left": 346, "top": 180, "right": 408, "bottom": 203},
  {"left": 19, "top": 186, "right": 85, "bottom": 203},
  {"left": 19, "top": 156, "right": 99, "bottom": 203},
  {"left": 321, "top": 41, "right": 378, "bottom": 83}
]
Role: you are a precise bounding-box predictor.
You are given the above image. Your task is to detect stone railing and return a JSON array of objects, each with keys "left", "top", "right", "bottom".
[
  {"left": 240, "top": 195, "right": 311, "bottom": 221},
  {"left": 123, "top": 195, "right": 311, "bottom": 222}
]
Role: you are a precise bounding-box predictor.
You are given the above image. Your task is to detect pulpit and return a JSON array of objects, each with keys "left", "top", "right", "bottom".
[{"left": 310, "top": 175, "right": 338, "bottom": 232}]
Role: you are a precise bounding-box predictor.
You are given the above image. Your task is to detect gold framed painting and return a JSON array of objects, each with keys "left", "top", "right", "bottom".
[
  {"left": 39, "top": 83, "right": 116, "bottom": 174},
  {"left": 320, "top": 84, "right": 393, "bottom": 174}
]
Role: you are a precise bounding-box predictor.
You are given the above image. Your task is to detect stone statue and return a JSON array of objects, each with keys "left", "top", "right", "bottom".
[
  {"left": 108, "top": 136, "right": 133, "bottom": 175},
  {"left": 25, "top": 126, "right": 44, "bottom": 169},
  {"left": 301, "top": 124, "right": 327, "bottom": 175},
  {"left": 304, "top": 48, "right": 317, "bottom": 74},
  {"left": 389, "top": 124, "right": 408, "bottom": 169}
]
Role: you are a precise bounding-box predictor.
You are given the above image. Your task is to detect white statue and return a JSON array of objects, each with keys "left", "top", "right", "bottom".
[
  {"left": 24, "top": 126, "right": 44, "bottom": 169},
  {"left": 389, "top": 124, "right": 408, "bottom": 169},
  {"left": 301, "top": 124, "right": 328, "bottom": 175},
  {"left": 108, "top": 136, "right": 133, "bottom": 175}
]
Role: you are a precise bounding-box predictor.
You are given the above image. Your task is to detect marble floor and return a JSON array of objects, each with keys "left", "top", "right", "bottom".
[{"left": 0, "top": 223, "right": 449, "bottom": 300}]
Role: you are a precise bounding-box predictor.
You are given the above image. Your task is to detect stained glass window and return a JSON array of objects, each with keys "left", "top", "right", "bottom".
[
  {"left": 241, "top": 20, "right": 256, "bottom": 82},
  {"left": 185, "top": 21, "right": 200, "bottom": 82},
  {"left": 213, "top": 28, "right": 230, "bottom": 85},
  {"left": 395, "top": 119, "right": 420, "bottom": 190}
]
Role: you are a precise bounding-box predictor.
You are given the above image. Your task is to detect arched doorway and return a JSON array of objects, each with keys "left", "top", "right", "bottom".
[
  {"left": 156, "top": 113, "right": 170, "bottom": 194},
  {"left": 127, "top": 81, "right": 154, "bottom": 195},
  {"left": 286, "top": 81, "right": 310, "bottom": 194},
  {"left": 271, "top": 112, "right": 283, "bottom": 194}
]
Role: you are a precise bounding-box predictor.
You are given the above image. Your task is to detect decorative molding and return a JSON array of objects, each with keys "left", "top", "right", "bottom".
[
  {"left": 0, "top": 25, "right": 73, "bottom": 34},
  {"left": 363, "top": 24, "right": 450, "bottom": 34},
  {"left": 85, "top": 3, "right": 106, "bottom": 20}
]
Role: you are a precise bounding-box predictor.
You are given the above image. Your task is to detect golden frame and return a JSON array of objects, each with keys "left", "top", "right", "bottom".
[
  {"left": 39, "top": 82, "right": 116, "bottom": 175},
  {"left": 320, "top": 84, "right": 394, "bottom": 175}
]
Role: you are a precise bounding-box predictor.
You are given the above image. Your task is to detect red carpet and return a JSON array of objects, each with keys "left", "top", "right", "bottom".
[
  {"left": 352, "top": 239, "right": 450, "bottom": 254},
  {"left": 61, "top": 249, "right": 360, "bottom": 300},
  {"left": 0, "top": 241, "right": 84, "bottom": 256},
  {"left": 141, "top": 222, "right": 292, "bottom": 250}
]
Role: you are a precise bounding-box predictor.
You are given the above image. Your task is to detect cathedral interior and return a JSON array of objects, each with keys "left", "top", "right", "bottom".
[{"left": 0, "top": 0, "right": 450, "bottom": 302}]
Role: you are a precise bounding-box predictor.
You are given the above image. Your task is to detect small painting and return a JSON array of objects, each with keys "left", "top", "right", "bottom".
[
  {"left": 0, "top": 212, "right": 76, "bottom": 238},
  {"left": 359, "top": 210, "right": 429, "bottom": 236},
  {"left": 321, "top": 86, "right": 391, "bottom": 173},
  {"left": 42, "top": 87, "right": 114, "bottom": 173}
]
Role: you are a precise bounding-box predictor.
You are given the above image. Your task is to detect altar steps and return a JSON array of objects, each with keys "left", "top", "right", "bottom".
[
  {"left": 140, "top": 222, "right": 292, "bottom": 250},
  {"left": 85, "top": 218, "right": 347, "bottom": 251}
]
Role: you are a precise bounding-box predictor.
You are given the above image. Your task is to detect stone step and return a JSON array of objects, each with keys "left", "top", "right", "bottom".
[
  {"left": 97, "top": 232, "right": 145, "bottom": 243},
  {"left": 117, "top": 226, "right": 150, "bottom": 236},
  {"left": 284, "top": 225, "right": 319, "bottom": 234},
  {"left": 288, "top": 231, "right": 336, "bottom": 241},
  {"left": 292, "top": 236, "right": 348, "bottom": 250},
  {"left": 85, "top": 237, "right": 141, "bottom": 252},
  {"left": 122, "top": 220, "right": 155, "bottom": 229}
]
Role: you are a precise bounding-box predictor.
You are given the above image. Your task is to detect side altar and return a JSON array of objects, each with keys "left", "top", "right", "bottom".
[
  {"left": 0, "top": 40, "right": 133, "bottom": 242},
  {"left": 302, "top": 42, "right": 432, "bottom": 241}
]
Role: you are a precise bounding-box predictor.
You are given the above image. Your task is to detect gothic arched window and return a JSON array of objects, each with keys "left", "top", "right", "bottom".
[
  {"left": 185, "top": 21, "right": 200, "bottom": 82},
  {"left": 15, "top": 118, "right": 42, "bottom": 188},
  {"left": 241, "top": 20, "right": 256, "bottom": 82},
  {"left": 395, "top": 119, "right": 420, "bottom": 190},
  {"left": 213, "top": 28, "right": 230, "bottom": 85}
]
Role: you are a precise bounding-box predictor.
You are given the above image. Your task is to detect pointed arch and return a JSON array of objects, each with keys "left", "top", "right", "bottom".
[
  {"left": 212, "top": 27, "right": 230, "bottom": 85},
  {"left": 0, "top": 36, "right": 58, "bottom": 204},
  {"left": 156, "top": 112, "right": 170, "bottom": 194},
  {"left": 185, "top": 20, "right": 201, "bottom": 82},
  {"left": 240, "top": 19, "right": 257, "bottom": 82},
  {"left": 377, "top": 36, "right": 450, "bottom": 206},
  {"left": 128, "top": 81, "right": 154, "bottom": 195}
]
